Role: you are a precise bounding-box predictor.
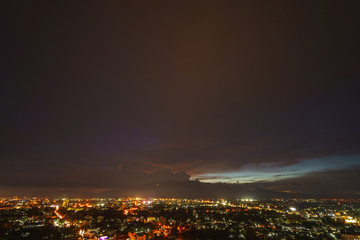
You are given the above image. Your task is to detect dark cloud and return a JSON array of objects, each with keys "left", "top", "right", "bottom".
[{"left": 0, "top": 1, "right": 360, "bottom": 196}]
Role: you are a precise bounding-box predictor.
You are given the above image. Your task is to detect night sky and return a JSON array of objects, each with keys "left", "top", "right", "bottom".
[{"left": 1, "top": 1, "right": 360, "bottom": 198}]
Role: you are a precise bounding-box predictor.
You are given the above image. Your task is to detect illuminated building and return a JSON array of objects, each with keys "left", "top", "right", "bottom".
[
  {"left": 136, "top": 234, "right": 146, "bottom": 240},
  {"left": 62, "top": 199, "right": 69, "bottom": 207},
  {"left": 342, "top": 233, "right": 360, "bottom": 240}
]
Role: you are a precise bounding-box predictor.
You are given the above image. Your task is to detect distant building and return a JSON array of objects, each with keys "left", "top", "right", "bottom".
[
  {"left": 128, "top": 232, "right": 147, "bottom": 240},
  {"left": 136, "top": 234, "right": 146, "bottom": 240},
  {"left": 97, "top": 215, "right": 104, "bottom": 223},
  {"left": 160, "top": 216, "right": 166, "bottom": 224},
  {"left": 342, "top": 233, "right": 360, "bottom": 240},
  {"left": 62, "top": 199, "right": 69, "bottom": 207},
  {"left": 146, "top": 216, "right": 156, "bottom": 222}
]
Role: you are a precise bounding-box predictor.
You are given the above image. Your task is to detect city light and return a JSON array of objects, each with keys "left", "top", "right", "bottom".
[{"left": 0, "top": 197, "right": 359, "bottom": 239}]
